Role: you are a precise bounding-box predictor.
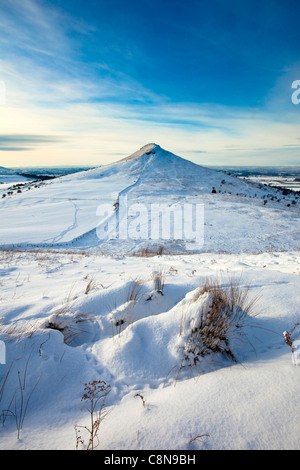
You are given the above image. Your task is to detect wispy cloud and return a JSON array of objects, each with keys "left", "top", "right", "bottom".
[
  {"left": 0, "top": 134, "right": 66, "bottom": 144},
  {"left": 0, "top": 0, "right": 158, "bottom": 108},
  {"left": 0, "top": 134, "right": 66, "bottom": 153},
  {"left": 0, "top": 147, "right": 33, "bottom": 152},
  {"left": 0, "top": 0, "right": 83, "bottom": 59},
  {"left": 0, "top": 0, "right": 299, "bottom": 167}
]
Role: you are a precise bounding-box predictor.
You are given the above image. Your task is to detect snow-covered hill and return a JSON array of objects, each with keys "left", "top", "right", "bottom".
[{"left": 0, "top": 144, "right": 299, "bottom": 254}]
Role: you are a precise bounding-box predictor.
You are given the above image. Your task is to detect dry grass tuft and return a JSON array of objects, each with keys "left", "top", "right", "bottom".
[
  {"left": 45, "top": 311, "right": 91, "bottom": 346},
  {"left": 0, "top": 319, "right": 42, "bottom": 342},
  {"left": 184, "top": 277, "right": 259, "bottom": 364},
  {"left": 131, "top": 245, "right": 165, "bottom": 257},
  {"left": 126, "top": 279, "right": 143, "bottom": 303},
  {"left": 84, "top": 277, "right": 101, "bottom": 295},
  {"left": 110, "top": 279, "right": 144, "bottom": 337}
]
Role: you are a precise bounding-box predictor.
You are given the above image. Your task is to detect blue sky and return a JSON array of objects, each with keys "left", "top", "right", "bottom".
[{"left": 0, "top": 0, "right": 300, "bottom": 166}]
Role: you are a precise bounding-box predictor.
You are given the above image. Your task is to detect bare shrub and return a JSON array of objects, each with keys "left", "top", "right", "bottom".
[
  {"left": 283, "top": 323, "right": 300, "bottom": 365},
  {"left": 74, "top": 380, "right": 111, "bottom": 450}
]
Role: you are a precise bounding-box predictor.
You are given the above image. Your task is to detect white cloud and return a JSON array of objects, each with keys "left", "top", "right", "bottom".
[{"left": 0, "top": 1, "right": 300, "bottom": 167}]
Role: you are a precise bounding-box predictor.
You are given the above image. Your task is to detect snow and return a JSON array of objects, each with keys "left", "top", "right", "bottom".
[
  {"left": 0, "top": 144, "right": 299, "bottom": 450},
  {"left": 0, "top": 174, "right": 33, "bottom": 192},
  {"left": 0, "top": 144, "right": 299, "bottom": 253}
]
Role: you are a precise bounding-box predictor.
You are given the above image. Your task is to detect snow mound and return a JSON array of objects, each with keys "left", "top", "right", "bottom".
[{"left": 0, "top": 251, "right": 299, "bottom": 449}]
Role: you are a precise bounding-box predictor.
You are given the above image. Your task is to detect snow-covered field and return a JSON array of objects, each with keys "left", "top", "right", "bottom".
[
  {"left": 0, "top": 144, "right": 299, "bottom": 450},
  {"left": 0, "top": 174, "right": 33, "bottom": 192},
  {"left": 248, "top": 175, "right": 300, "bottom": 192}
]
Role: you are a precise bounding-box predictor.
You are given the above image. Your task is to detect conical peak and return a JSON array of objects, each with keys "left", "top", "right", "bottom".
[
  {"left": 119, "top": 143, "right": 161, "bottom": 162},
  {"left": 140, "top": 143, "right": 160, "bottom": 152}
]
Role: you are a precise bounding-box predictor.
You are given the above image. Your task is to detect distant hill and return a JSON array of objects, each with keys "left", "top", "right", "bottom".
[
  {"left": 0, "top": 166, "right": 16, "bottom": 175},
  {"left": 0, "top": 166, "right": 96, "bottom": 178}
]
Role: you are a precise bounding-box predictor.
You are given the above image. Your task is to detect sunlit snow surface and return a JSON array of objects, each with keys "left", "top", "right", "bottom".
[
  {"left": 0, "top": 144, "right": 299, "bottom": 253},
  {"left": 0, "top": 250, "right": 299, "bottom": 450},
  {"left": 0, "top": 145, "right": 299, "bottom": 450}
]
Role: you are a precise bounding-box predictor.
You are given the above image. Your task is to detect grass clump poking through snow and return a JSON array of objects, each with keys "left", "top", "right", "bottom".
[
  {"left": 152, "top": 267, "right": 165, "bottom": 295},
  {"left": 126, "top": 279, "right": 143, "bottom": 304},
  {"left": 46, "top": 312, "right": 91, "bottom": 346},
  {"left": 183, "top": 278, "right": 258, "bottom": 365},
  {"left": 110, "top": 279, "right": 144, "bottom": 337}
]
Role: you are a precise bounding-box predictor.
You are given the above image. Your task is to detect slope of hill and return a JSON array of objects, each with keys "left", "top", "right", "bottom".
[
  {"left": 0, "top": 144, "right": 299, "bottom": 253},
  {"left": 0, "top": 145, "right": 299, "bottom": 451}
]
